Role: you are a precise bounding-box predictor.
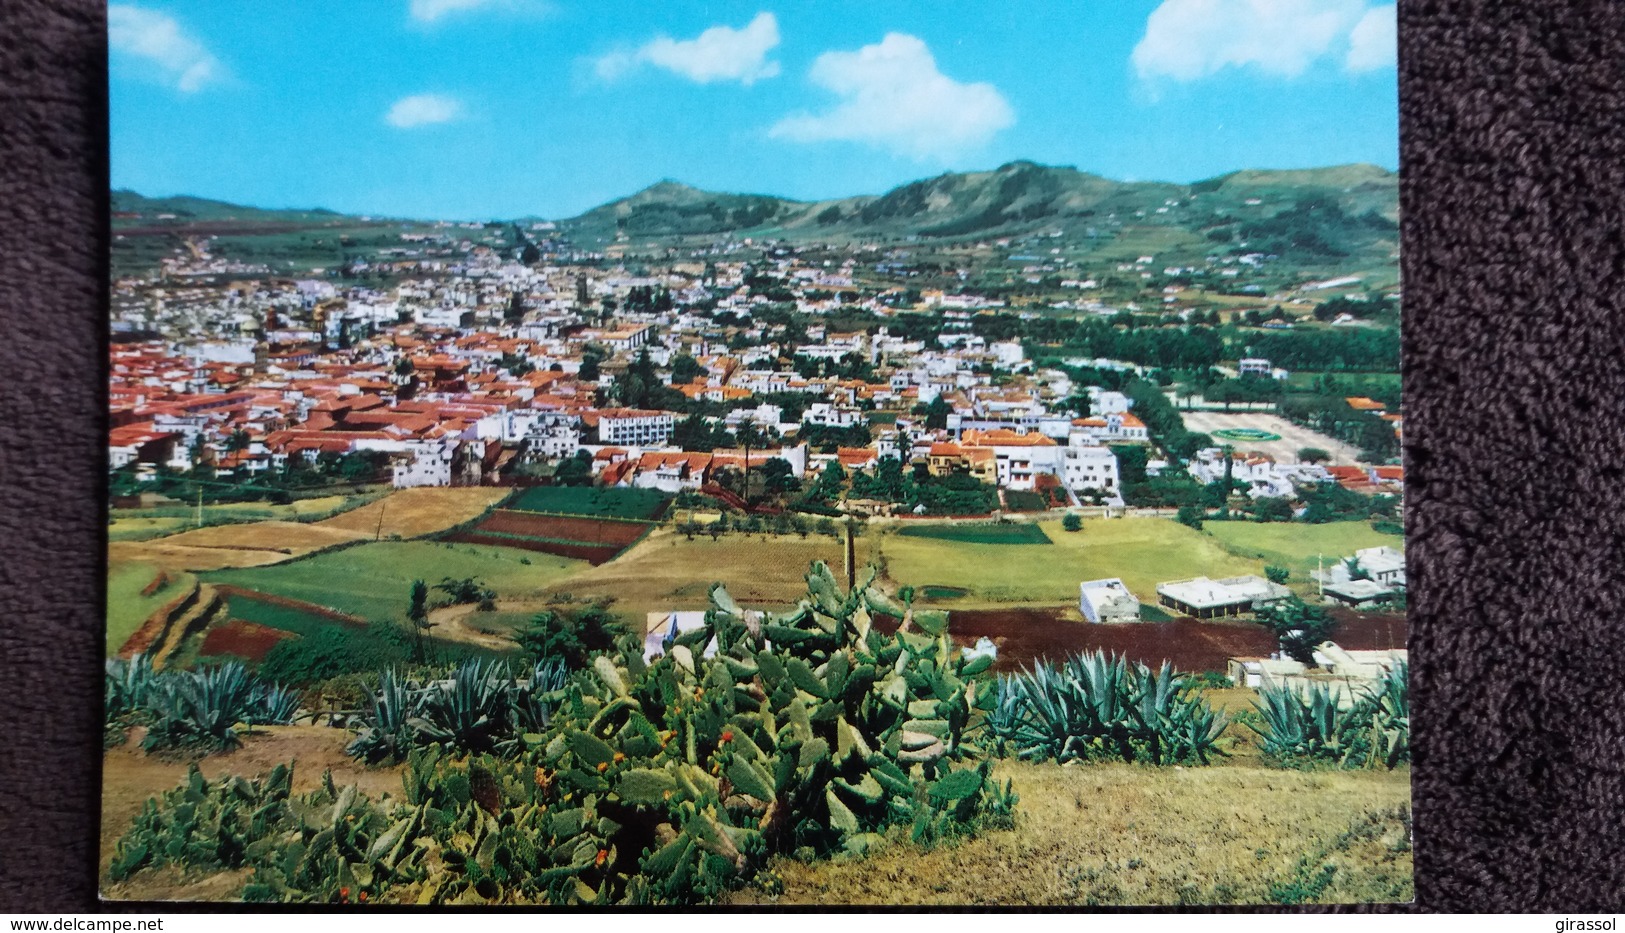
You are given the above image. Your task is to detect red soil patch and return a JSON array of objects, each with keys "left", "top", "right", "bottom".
[
  {"left": 446, "top": 532, "right": 622, "bottom": 566},
  {"left": 932, "top": 607, "right": 1407, "bottom": 674},
  {"left": 199, "top": 619, "right": 296, "bottom": 662},
  {"left": 476, "top": 510, "right": 651, "bottom": 547}
]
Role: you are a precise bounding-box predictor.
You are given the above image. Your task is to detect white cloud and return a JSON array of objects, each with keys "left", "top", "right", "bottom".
[
  {"left": 1132, "top": 0, "right": 1395, "bottom": 82},
  {"left": 107, "top": 5, "right": 222, "bottom": 93},
  {"left": 769, "top": 33, "right": 1014, "bottom": 161},
  {"left": 386, "top": 94, "right": 463, "bottom": 128},
  {"left": 594, "top": 12, "right": 780, "bottom": 86},
  {"left": 1346, "top": 5, "right": 1398, "bottom": 72},
  {"left": 409, "top": 0, "right": 503, "bottom": 24}
]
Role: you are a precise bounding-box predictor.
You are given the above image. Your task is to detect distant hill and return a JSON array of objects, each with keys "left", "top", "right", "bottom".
[
  {"left": 557, "top": 161, "right": 1398, "bottom": 251},
  {"left": 111, "top": 190, "right": 345, "bottom": 225}
]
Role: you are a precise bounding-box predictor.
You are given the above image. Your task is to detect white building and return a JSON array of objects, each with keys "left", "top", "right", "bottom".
[
  {"left": 1062, "top": 445, "right": 1121, "bottom": 500},
  {"left": 591, "top": 408, "right": 674, "bottom": 447},
  {"left": 1079, "top": 578, "right": 1142, "bottom": 624},
  {"left": 1156, "top": 575, "right": 1292, "bottom": 619}
]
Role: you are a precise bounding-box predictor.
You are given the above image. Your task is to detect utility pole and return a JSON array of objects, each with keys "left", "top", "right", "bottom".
[
  {"left": 844, "top": 518, "right": 857, "bottom": 591},
  {"left": 196, "top": 486, "right": 204, "bottom": 529},
  {"left": 375, "top": 500, "right": 387, "bottom": 541},
  {"left": 1317, "top": 553, "right": 1324, "bottom": 599}
]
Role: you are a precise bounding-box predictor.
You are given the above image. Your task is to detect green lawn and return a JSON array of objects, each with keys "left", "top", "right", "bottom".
[
  {"left": 895, "top": 523, "right": 1052, "bottom": 545},
  {"left": 506, "top": 486, "right": 670, "bottom": 520},
  {"left": 879, "top": 517, "right": 1259, "bottom": 607},
  {"left": 105, "top": 563, "right": 193, "bottom": 655},
  {"left": 204, "top": 541, "right": 587, "bottom": 623},
  {"left": 1200, "top": 521, "right": 1404, "bottom": 589}
]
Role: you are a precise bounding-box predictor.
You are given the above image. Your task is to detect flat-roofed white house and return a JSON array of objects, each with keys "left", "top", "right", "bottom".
[
  {"left": 1079, "top": 578, "right": 1142, "bottom": 624},
  {"left": 1156, "top": 575, "right": 1292, "bottom": 619}
]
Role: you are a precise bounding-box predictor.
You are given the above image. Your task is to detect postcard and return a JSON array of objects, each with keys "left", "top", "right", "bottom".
[{"left": 102, "top": 0, "right": 1408, "bottom": 906}]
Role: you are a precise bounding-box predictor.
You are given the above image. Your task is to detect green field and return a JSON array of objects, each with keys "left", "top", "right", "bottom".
[
  {"left": 1201, "top": 521, "right": 1404, "bottom": 588},
  {"left": 105, "top": 563, "right": 193, "bottom": 655},
  {"left": 204, "top": 541, "right": 587, "bottom": 623},
  {"left": 216, "top": 591, "right": 348, "bottom": 639},
  {"left": 895, "top": 523, "right": 1052, "bottom": 545},
  {"left": 506, "top": 486, "right": 670, "bottom": 520},
  {"left": 879, "top": 517, "right": 1258, "bottom": 607}
]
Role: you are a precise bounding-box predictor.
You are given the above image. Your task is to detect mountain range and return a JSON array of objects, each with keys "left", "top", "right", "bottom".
[{"left": 114, "top": 161, "right": 1398, "bottom": 255}]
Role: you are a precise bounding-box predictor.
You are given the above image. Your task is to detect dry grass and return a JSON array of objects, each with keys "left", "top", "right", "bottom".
[
  {"left": 538, "top": 526, "right": 881, "bottom": 620},
  {"left": 315, "top": 486, "right": 508, "bottom": 538},
  {"left": 727, "top": 760, "right": 1412, "bottom": 907}
]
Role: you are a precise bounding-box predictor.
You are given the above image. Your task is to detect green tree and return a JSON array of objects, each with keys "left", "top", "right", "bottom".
[
  {"left": 1264, "top": 565, "right": 1290, "bottom": 584},
  {"left": 1176, "top": 504, "right": 1204, "bottom": 530},
  {"left": 1062, "top": 512, "right": 1083, "bottom": 533},
  {"left": 578, "top": 353, "right": 601, "bottom": 382},
  {"left": 1298, "top": 447, "right": 1332, "bottom": 464},
  {"left": 670, "top": 354, "right": 704, "bottom": 385},
  {"left": 1255, "top": 597, "right": 1337, "bottom": 666}
]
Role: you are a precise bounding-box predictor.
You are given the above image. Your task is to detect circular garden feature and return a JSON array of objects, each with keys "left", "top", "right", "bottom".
[{"left": 1210, "top": 427, "right": 1282, "bottom": 443}]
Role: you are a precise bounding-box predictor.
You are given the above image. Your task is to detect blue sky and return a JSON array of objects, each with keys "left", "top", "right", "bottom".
[{"left": 109, "top": 0, "right": 1398, "bottom": 221}]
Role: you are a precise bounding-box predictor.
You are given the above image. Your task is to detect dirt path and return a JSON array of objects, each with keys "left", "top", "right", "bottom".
[{"left": 425, "top": 602, "right": 521, "bottom": 651}]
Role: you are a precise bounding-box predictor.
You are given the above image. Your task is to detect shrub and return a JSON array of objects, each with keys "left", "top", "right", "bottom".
[{"left": 1061, "top": 513, "right": 1083, "bottom": 533}]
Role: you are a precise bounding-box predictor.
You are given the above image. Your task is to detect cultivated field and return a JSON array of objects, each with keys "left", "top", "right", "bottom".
[
  {"left": 106, "top": 487, "right": 510, "bottom": 572},
  {"left": 108, "top": 495, "right": 369, "bottom": 543},
  {"left": 203, "top": 540, "right": 586, "bottom": 623},
  {"left": 877, "top": 516, "right": 1257, "bottom": 608},
  {"left": 1179, "top": 411, "right": 1365, "bottom": 464},
  {"left": 505, "top": 486, "right": 670, "bottom": 520},
  {"left": 1202, "top": 521, "right": 1404, "bottom": 589},
  {"left": 452, "top": 509, "right": 655, "bottom": 565},
  {"left": 308, "top": 486, "right": 509, "bottom": 538},
  {"left": 531, "top": 525, "right": 879, "bottom": 620}
]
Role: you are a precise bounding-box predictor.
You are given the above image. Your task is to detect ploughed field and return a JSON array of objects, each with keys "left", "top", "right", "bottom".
[
  {"left": 446, "top": 487, "right": 670, "bottom": 565},
  {"left": 909, "top": 606, "right": 1406, "bottom": 674},
  {"left": 449, "top": 509, "right": 653, "bottom": 565}
]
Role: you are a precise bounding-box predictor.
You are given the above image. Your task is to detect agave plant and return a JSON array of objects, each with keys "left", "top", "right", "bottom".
[
  {"left": 105, "top": 653, "right": 159, "bottom": 717},
  {"left": 510, "top": 657, "right": 569, "bottom": 734},
  {"left": 141, "top": 662, "right": 259, "bottom": 752},
  {"left": 249, "top": 681, "right": 301, "bottom": 726},
  {"left": 412, "top": 659, "right": 514, "bottom": 754},
  {"left": 988, "top": 650, "right": 1227, "bottom": 766},
  {"left": 346, "top": 669, "right": 423, "bottom": 764},
  {"left": 1250, "top": 680, "right": 1360, "bottom": 765},
  {"left": 1351, "top": 660, "right": 1409, "bottom": 769}
]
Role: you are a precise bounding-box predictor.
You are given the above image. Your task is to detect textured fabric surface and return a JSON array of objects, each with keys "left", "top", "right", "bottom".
[{"left": 3, "top": 0, "right": 1624, "bottom": 912}]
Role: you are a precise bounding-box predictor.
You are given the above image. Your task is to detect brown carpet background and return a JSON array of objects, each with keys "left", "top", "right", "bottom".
[{"left": 3, "top": 0, "right": 1624, "bottom": 912}]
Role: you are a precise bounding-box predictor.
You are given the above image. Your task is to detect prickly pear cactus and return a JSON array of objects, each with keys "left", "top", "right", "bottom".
[{"left": 109, "top": 562, "right": 1013, "bottom": 905}]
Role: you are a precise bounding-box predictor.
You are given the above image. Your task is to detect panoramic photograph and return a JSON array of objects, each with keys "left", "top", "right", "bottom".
[{"left": 101, "top": 0, "right": 1409, "bottom": 906}]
